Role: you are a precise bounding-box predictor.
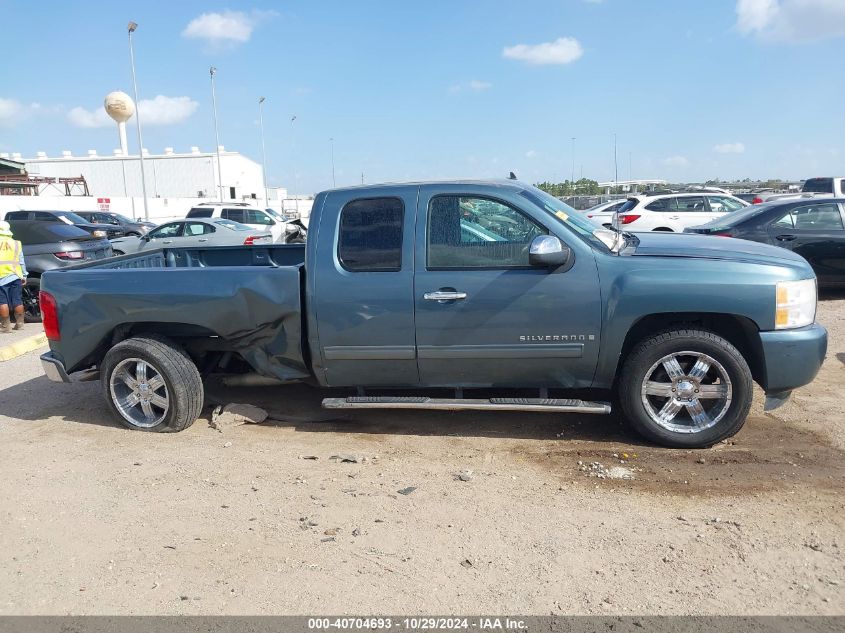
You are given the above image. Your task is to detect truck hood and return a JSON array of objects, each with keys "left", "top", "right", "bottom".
[{"left": 626, "top": 231, "right": 808, "bottom": 267}]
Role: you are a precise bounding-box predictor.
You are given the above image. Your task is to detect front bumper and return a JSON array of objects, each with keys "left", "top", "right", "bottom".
[
  {"left": 759, "top": 323, "right": 828, "bottom": 394},
  {"left": 41, "top": 351, "right": 71, "bottom": 383}
]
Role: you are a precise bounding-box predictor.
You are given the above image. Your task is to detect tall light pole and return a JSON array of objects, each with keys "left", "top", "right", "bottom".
[
  {"left": 330, "top": 137, "right": 336, "bottom": 188},
  {"left": 127, "top": 21, "right": 149, "bottom": 220},
  {"left": 570, "top": 136, "right": 576, "bottom": 194},
  {"left": 210, "top": 66, "right": 224, "bottom": 201},
  {"left": 258, "top": 97, "right": 268, "bottom": 209},
  {"left": 613, "top": 133, "right": 619, "bottom": 190}
]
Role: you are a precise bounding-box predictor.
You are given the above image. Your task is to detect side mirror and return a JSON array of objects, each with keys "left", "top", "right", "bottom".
[
  {"left": 529, "top": 235, "right": 571, "bottom": 268},
  {"left": 141, "top": 235, "right": 151, "bottom": 242}
]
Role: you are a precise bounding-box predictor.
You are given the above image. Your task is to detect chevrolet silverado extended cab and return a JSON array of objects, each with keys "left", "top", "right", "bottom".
[{"left": 39, "top": 180, "right": 828, "bottom": 448}]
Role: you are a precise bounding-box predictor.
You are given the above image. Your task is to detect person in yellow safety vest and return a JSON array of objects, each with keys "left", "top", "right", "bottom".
[{"left": 0, "top": 220, "right": 28, "bottom": 333}]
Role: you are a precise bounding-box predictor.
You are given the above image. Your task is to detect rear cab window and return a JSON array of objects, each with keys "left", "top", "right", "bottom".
[
  {"left": 187, "top": 208, "right": 214, "bottom": 218},
  {"left": 338, "top": 197, "right": 404, "bottom": 272}
]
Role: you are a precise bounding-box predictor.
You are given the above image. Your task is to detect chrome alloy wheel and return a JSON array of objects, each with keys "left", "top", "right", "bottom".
[
  {"left": 109, "top": 358, "right": 169, "bottom": 428},
  {"left": 640, "top": 351, "right": 732, "bottom": 434}
]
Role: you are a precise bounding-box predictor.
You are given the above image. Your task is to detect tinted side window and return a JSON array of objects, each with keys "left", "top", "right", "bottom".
[
  {"left": 187, "top": 208, "right": 214, "bottom": 218},
  {"left": 222, "top": 208, "right": 246, "bottom": 223},
  {"left": 674, "top": 196, "right": 706, "bottom": 212},
  {"left": 793, "top": 204, "right": 844, "bottom": 230},
  {"left": 5, "top": 211, "right": 29, "bottom": 220},
  {"left": 645, "top": 198, "right": 670, "bottom": 211},
  {"left": 148, "top": 223, "right": 183, "bottom": 239},
  {"left": 246, "top": 209, "right": 274, "bottom": 225},
  {"left": 427, "top": 196, "right": 546, "bottom": 269},
  {"left": 338, "top": 197, "right": 404, "bottom": 272},
  {"left": 33, "top": 211, "right": 56, "bottom": 221},
  {"left": 185, "top": 222, "right": 214, "bottom": 236},
  {"left": 709, "top": 196, "right": 745, "bottom": 213}
]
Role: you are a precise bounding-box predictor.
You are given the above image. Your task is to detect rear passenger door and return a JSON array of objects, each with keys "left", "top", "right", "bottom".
[
  {"left": 768, "top": 202, "right": 845, "bottom": 284},
  {"left": 311, "top": 188, "right": 420, "bottom": 387}
]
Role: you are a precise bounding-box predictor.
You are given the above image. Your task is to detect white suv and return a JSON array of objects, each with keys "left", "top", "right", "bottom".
[
  {"left": 586, "top": 192, "right": 749, "bottom": 232},
  {"left": 186, "top": 203, "right": 291, "bottom": 242}
]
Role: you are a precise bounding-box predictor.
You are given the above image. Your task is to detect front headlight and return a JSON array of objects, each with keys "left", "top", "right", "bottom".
[
  {"left": 93, "top": 230, "right": 107, "bottom": 237},
  {"left": 775, "top": 279, "right": 816, "bottom": 329}
]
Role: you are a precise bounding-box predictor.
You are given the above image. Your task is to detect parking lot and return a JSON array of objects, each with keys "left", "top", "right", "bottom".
[{"left": 0, "top": 293, "right": 842, "bottom": 616}]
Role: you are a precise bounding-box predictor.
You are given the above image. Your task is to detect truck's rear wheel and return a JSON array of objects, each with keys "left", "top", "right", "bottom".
[
  {"left": 618, "top": 329, "right": 753, "bottom": 448},
  {"left": 101, "top": 336, "right": 203, "bottom": 432}
]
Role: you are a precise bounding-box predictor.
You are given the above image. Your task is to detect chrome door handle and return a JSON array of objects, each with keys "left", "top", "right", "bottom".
[
  {"left": 424, "top": 291, "right": 467, "bottom": 302},
  {"left": 198, "top": 238, "right": 208, "bottom": 242},
  {"left": 162, "top": 240, "right": 173, "bottom": 244},
  {"left": 776, "top": 234, "right": 797, "bottom": 242}
]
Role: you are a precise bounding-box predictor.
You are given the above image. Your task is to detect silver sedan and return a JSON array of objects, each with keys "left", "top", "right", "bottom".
[{"left": 109, "top": 218, "right": 272, "bottom": 255}]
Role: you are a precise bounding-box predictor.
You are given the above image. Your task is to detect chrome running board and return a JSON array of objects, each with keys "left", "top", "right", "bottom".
[{"left": 321, "top": 396, "right": 611, "bottom": 414}]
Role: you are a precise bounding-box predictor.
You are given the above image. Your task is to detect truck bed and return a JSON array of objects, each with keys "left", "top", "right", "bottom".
[{"left": 40, "top": 245, "right": 309, "bottom": 380}]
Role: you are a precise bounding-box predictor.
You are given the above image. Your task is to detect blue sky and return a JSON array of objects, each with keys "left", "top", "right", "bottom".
[{"left": 1, "top": 0, "right": 844, "bottom": 193}]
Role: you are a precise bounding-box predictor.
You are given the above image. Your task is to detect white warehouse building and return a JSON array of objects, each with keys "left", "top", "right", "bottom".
[
  {"left": 8, "top": 146, "right": 277, "bottom": 201},
  {"left": 0, "top": 146, "right": 316, "bottom": 222}
]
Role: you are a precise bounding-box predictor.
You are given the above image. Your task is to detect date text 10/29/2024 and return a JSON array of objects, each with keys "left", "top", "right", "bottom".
[{"left": 308, "top": 618, "right": 528, "bottom": 631}]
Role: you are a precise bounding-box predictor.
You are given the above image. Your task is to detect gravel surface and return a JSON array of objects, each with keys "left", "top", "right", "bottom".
[{"left": 0, "top": 296, "right": 843, "bottom": 615}]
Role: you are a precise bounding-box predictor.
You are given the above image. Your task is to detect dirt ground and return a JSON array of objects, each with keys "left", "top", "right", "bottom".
[{"left": 0, "top": 295, "right": 843, "bottom": 616}]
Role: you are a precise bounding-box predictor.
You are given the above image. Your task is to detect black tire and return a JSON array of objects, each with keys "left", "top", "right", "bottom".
[
  {"left": 22, "top": 277, "right": 41, "bottom": 323},
  {"left": 618, "top": 329, "right": 753, "bottom": 448},
  {"left": 653, "top": 227, "right": 674, "bottom": 232},
  {"left": 112, "top": 250, "right": 125, "bottom": 256},
  {"left": 125, "top": 232, "right": 141, "bottom": 237},
  {"left": 100, "top": 335, "right": 203, "bottom": 432}
]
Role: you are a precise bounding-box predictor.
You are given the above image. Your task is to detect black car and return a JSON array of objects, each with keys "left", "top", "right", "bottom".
[
  {"left": 685, "top": 198, "right": 845, "bottom": 286},
  {"left": 4, "top": 210, "right": 126, "bottom": 239},
  {"left": 74, "top": 211, "right": 156, "bottom": 236}
]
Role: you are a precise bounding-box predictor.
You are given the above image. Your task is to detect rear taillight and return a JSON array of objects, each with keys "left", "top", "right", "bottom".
[
  {"left": 586, "top": 214, "right": 594, "bottom": 218},
  {"left": 40, "top": 291, "right": 60, "bottom": 341},
  {"left": 620, "top": 214, "right": 641, "bottom": 224},
  {"left": 243, "top": 235, "right": 270, "bottom": 245},
  {"left": 243, "top": 236, "right": 257, "bottom": 245},
  {"left": 713, "top": 232, "right": 734, "bottom": 237},
  {"left": 54, "top": 251, "right": 84, "bottom": 260},
  {"left": 752, "top": 197, "right": 763, "bottom": 204}
]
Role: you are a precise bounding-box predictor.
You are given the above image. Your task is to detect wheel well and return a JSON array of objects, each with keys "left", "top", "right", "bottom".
[
  {"left": 653, "top": 227, "right": 674, "bottom": 232},
  {"left": 615, "top": 313, "right": 764, "bottom": 386}
]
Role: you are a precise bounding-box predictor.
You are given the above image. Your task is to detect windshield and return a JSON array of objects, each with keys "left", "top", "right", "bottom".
[
  {"left": 519, "top": 186, "right": 618, "bottom": 251},
  {"left": 265, "top": 208, "right": 286, "bottom": 221},
  {"left": 112, "top": 213, "right": 135, "bottom": 223},
  {"left": 55, "top": 211, "right": 90, "bottom": 225}
]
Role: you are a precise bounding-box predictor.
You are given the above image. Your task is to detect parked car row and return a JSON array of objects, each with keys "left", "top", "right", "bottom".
[{"left": 586, "top": 192, "right": 750, "bottom": 232}]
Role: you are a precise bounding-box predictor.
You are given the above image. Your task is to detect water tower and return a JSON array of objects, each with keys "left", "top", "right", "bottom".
[{"left": 104, "top": 91, "right": 136, "bottom": 155}]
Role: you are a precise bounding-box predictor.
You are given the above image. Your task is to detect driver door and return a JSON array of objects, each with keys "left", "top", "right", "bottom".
[{"left": 413, "top": 186, "right": 602, "bottom": 388}]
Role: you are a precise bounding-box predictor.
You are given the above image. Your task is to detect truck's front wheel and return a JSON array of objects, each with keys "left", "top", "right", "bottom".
[
  {"left": 101, "top": 336, "right": 203, "bottom": 432},
  {"left": 618, "top": 329, "right": 753, "bottom": 448}
]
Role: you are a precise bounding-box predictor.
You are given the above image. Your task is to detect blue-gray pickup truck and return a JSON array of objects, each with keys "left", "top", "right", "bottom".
[{"left": 38, "top": 180, "right": 828, "bottom": 448}]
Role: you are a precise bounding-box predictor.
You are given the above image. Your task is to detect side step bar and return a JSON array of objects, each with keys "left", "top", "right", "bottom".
[{"left": 322, "top": 396, "right": 611, "bottom": 415}]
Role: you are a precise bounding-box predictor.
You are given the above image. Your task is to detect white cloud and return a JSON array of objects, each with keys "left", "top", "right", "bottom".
[
  {"left": 68, "top": 96, "right": 199, "bottom": 128},
  {"left": 502, "top": 37, "right": 584, "bottom": 65},
  {"left": 525, "top": 150, "right": 537, "bottom": 158},
  {"left": 138, "top": 95, "right": 199, "bottom": 125},
  {"left": 736, "top": 0, "right": 845, "bottom": 42},
  {"left": 182, "top": 10, "right": 275, "bottom": 47},
  {"left": 67, "top": 106, "right": 111, "bottom": 128},
  {"left": 713, "top": 142, "right": 746, "bottom": 154},
  {"left": 0, "top": 98, "right": 42, "bottom": 127},
  {"left": 449, "top": 79, "right": 492, "bottom": 93},
  {"left": 663, "top": 156, "right": 690, "bottom": 168}
]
